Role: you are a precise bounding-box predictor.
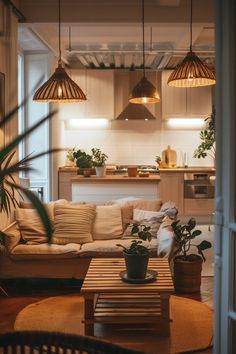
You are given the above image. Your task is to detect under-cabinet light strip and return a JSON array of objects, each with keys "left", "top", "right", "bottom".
[
  {"left": 167, "top": 118, "right": 205, "bottom": 128},
  {"left": 66, "top": 118, "right": 109, "bottom": 129}
]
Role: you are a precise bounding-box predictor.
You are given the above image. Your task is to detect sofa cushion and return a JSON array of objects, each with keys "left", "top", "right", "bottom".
[
  {"left": 157, "top": 216, "right": 175, "bottom": 257},
  {"left": 92, "top": 205, "right": 123, "bottom": 240},
  {"left": 19, "top": 199, "right": 67, "bottom": 220},
  {"left": 131, "top": 199, "right": 162, "bottom": 211},
  {"left": 123, "top": 217, "right": 163, "bottom": 239},
  {"left": 15, "top": 208, "right": 53, "bottom": 244},
  {"left": 1, "top": 223, "right": 21, "bottom": 251},
  {"left": 120, "top": 204, "right": 134, "bottom": 229},
  {"left": 114, "top": 198, "right": 162, "bottom": 212},
  {"left": 133, "top": 209, "right": 164, "bottom": 221},
  {"left": 160, "top": 201, "right": 178, "bottom": 218},
  {"left": 79, "top": 238, "right": 158, "bottom": 258},
  {"left": 53, "top": 203, "right": 96, "bottom": 245},
  {"left": 10, "top": 243, "right": 81, "bottom": 260}
]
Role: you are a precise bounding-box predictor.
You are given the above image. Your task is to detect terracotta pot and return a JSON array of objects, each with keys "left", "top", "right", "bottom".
[
  {"left": 174, "top": 255, "right": 203, "bottom": 293},
  {"left": 127, "top": 166, "right": 137, "bottom": 177},
  {"left": 77, "top": 168, "right": 95, "bottom": 177}
]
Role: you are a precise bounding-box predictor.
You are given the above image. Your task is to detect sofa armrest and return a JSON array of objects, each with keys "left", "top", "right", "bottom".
[
  {"left": 1, "top": 222, "right": 21, "bottom": 252},
  {"left": 157, "top": 216, "right": 175, "bottom": 258}
]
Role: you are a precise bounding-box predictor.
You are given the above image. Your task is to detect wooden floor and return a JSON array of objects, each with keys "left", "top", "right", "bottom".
[{"left": 0, "top": 277, "right": 214, "bottom": 353}]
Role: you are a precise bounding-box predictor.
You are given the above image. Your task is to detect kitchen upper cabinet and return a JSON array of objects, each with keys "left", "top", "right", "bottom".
[
  {"left": 58, "top": 70, "right": 114, "bottom": 120},
  {"left": 86, "top": 70, "right": 114, "bottom": 118},
  {"left": 161, "top": 70, "right": 212, "bottom": 119}
]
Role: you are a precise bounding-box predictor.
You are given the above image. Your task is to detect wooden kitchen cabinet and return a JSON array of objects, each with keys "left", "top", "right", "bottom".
[
  {"left": 159, "top": 172, "right": 184, "bottom": 214},
  {"left": 161, "top": 70, "right": 212, "bottom": 119},
  {"left": 58, "top": 70, "right": 114, "bottom": 120},
  {"left": 184, "top": 199, "right": 214, "bottom": 216},
  {"left": 58, "top": 170, "right": 77, "bottom": 200}
]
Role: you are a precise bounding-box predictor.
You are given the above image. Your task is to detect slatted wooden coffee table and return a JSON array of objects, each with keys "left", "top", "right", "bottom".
[{"left": 81, "top": 258, "right": 174, "bottom": 336}]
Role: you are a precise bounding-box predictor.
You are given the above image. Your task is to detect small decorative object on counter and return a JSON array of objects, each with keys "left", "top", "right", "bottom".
[
  {"left": 138, "top": 171, "right": 149, "bottom": 177},
  {"left": 171, "top": 218, "right": 212, "bottom": 293},
  {"left": 127, "top": 166, "right": 137, "bottom": 177},
  {"left": 117, "top": 223, "right": 152, "bottom": 281},
  {"left": 91, "top": 148, "right": 108, "bottom": 177},
  {"left": 162, "top": 145, "right": 177, "bottom": 168}
]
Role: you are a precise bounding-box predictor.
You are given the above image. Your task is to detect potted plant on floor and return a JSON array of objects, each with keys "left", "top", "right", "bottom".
[
  {"left": 171, "top": 218, "right": 212, "bottom": 293},
  {"left": 117, "top": 224, "right": 152, "bottom": 280},
  {"left": 73, "top": 149, "right": 94, "bottom": 177},
  {"left": 91, "top": 148, "right": 108, "bottom": 177}
]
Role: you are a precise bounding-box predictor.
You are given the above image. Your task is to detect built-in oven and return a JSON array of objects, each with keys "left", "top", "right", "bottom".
[{"left": 184, "top": 173, "right": 215, "bottom": 199}]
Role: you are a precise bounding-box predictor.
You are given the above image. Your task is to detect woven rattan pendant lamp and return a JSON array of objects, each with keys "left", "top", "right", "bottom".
[
  {"left": 33, "top": 0, "right": 86, "bottom": 102},
  {"left": 129, "top": 0, "right": 160, "bottom": 104},
  {"left": 167, "top": 0, "right": 216, "bottom": 88}
]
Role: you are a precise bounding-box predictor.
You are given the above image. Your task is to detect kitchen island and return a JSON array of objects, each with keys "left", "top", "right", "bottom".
[
  {"left": 58, "top": 166, "right": 215, "bottom": 221},
  {"left": 71, "top": 175, "right": 161, "bottom": 202}
]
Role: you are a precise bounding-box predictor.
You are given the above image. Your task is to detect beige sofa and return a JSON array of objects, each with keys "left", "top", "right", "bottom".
[{"left": 0, "top": 198, "right": 177, "bottom": 280}]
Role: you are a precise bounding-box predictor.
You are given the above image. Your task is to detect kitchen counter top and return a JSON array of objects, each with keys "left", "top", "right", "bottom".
[
  {"left": 59, "top": 166, "right": 215, "bottom": 173},
  {"left": 71, "top": 175, "right": 161, "bottom": 182},
  {"left": 159, "top": 167, "right": 215, "bottom": 173},
  {"left": 59, "top": 166, "right": 78, "bottom": 171}
]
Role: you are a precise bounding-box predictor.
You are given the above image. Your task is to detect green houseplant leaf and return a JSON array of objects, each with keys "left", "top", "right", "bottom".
[
  {"left": 193, "top": 109, "right": 216, "bottom": 160},
  {"left": 0, "top": 93, "right": 58, "bottom": 241},
  {"left": 171, "top": 218, "right": 212, "bottom": 262}
]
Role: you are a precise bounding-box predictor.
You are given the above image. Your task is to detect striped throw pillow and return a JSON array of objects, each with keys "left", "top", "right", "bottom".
[{"left": 53, "top": 203, "right": 96, "bottom": 245}]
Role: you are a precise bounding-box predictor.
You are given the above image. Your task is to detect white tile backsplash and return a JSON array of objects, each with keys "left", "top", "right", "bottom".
[{"left": 53, "top": 118, "right": 213, "bottom": 167}]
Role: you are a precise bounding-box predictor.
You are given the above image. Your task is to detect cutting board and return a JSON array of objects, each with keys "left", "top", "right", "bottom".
[{"left": 161, "top": 145, "right": 177, "bottom": 168}]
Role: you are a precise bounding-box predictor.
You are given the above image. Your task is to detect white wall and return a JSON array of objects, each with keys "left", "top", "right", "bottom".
[{"left": 54, "top": 119, "right": 214, "bottom": 167}]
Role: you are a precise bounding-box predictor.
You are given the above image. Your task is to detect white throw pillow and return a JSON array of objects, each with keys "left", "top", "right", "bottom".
[
  {"left": 92, "top": 205, "right": 123, "bottom": 240},
  {"left": 133, "top": 209, "right": 164, "bottom": 221}
]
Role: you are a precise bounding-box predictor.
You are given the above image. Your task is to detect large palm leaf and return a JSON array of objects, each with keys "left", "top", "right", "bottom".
[{"left": 0, "top": 94, "right": 59, "bottom": 242}]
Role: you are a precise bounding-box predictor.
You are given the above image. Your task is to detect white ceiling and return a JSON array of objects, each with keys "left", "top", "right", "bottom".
[{"left": 18, "top": 0, "right": 215, "bottom": 70}]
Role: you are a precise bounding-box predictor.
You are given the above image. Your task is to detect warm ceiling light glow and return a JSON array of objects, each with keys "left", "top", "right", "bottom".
[
  {"left": 167, "top": 118, "right": 206, "bottom": 128},
  {"left": 167, "top": 0, "right": 216, "bottom": 88},
  {"left": 129, "top": 0, "right": 160, "bottom": 104},
  {"left": 33, "top": 0, "right": 86, "bottom": 102},
  {"left": 65, "top": 118, "right": 109, "bottom": 129}
]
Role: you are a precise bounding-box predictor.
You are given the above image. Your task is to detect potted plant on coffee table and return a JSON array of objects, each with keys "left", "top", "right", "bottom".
[
  {"left": 171, "top": 218, "right": 212, "bottom": 293},
  {"left": 117, "top": 223, "right": 154, "bottom": 281},
  {"left": 91, "top": 148, "right": 108, "bottom": 177}
]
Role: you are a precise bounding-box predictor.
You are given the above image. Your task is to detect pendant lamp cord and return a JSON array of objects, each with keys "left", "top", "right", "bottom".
[
  {"left": 190, "top": 0, "right": 193, "bottom": 51},
  {"left": 58, "top": 0, "right": 62, "bottom": 65},
  {"left": 142, "top": 0, "right": 146, "bottom": 77}
]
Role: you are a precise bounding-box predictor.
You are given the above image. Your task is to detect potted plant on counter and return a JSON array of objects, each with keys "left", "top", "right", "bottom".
[
  {"left": 73, "top": 149, "right": 94, "bottom": 177},
  {"left": 117, "top": 224, "right": 153, "bottom": 281},
  {"left": 66, "top": 147, "right": 77, "bottom": 166},
  {"left": 91, "top": 148, "right": 108, "bottom": 177},
  {"left": 193, "top": 109, "right": 216, "bottom": 163},
  {"left": 171, "top": 218, "right": 212, "bottom": 293}
]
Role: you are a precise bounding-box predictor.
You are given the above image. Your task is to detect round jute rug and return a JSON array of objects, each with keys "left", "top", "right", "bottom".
[{"left": 14, "top": 295, "right": 213, "bottom": 354}]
